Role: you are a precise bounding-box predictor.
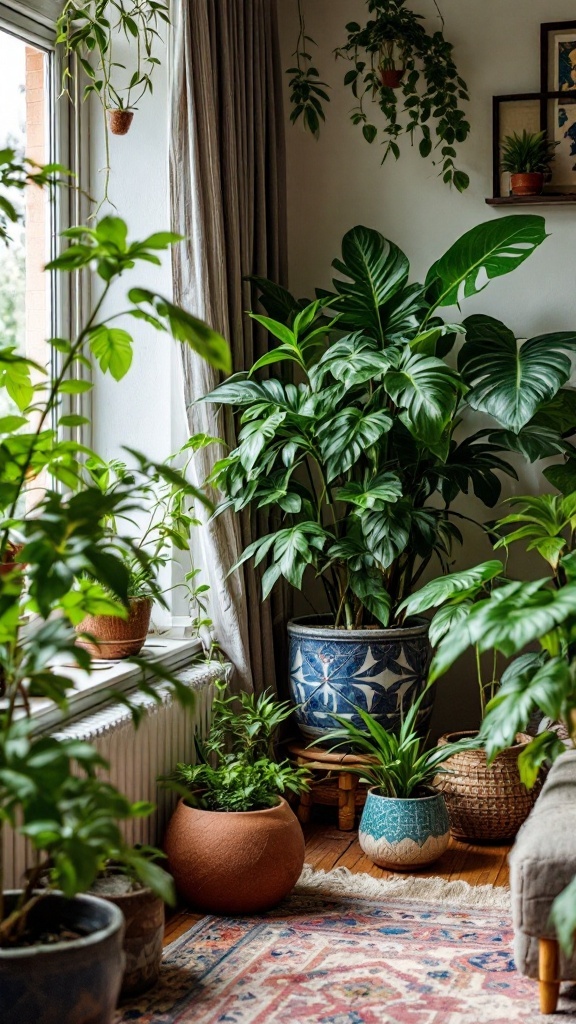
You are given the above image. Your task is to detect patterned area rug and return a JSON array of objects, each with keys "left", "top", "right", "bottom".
[{"left": 117, "top": 866, "right": 576, "bottom": 1023}]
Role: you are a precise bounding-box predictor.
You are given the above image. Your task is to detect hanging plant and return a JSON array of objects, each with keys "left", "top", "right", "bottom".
[
  {"left": 56, "top": 0, "right": 170, "bottom": 209},
  {"left": 287, "top": 0, "right": 470, "bottom": 192},
  {"left": 337, "top": 0, "right": 470, "bottom": 190},
  {"left": 286, "top": 0, "right": 330, "bottom": 138}
]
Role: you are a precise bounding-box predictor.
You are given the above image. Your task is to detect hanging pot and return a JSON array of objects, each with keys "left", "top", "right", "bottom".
[
  {"left": 380, "top": 67, "right": 406, "bottom": 89},
  {"left": 108, "top": 109, "right": 134, "bottom": 136}
]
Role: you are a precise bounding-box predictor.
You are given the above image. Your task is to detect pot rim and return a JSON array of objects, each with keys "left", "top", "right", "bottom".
[
  {"left": 287, "top": 614, "right": 429, "bottom": 641},
  {"left": 178, "top": 794, "right": 287, "bottom": 816},
  {"left": 0, "top": 891, "right": 124, "bottom": 959},
  {"left": 439, "top": 730, "right": 532, "bottom": 751},
  {"left": 366, "top": 785, "right": 443, "bottom": 803}
]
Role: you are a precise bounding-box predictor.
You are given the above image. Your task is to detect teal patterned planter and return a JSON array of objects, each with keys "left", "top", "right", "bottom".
[{"left": 358, "top": 788, "right": 450, "bottom": 870}]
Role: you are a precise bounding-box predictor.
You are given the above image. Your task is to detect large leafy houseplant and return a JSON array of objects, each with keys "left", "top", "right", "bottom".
[
  {"left": 0, "top": 154, "right": 230, "bottom": 949},
  {"left": 198, "top": 215, "right": 576, "bottom": 632}
]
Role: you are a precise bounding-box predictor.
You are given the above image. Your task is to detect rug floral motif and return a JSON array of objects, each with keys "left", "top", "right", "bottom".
[{"left": 117, "top": 870, "right": 576, "bottom": 1023}]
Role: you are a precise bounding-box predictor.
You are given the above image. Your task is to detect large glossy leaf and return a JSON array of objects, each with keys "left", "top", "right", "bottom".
[
  {"left": 318, "top": 407, "right": 392, "bottom": 482},
  {"left": 349, "top": 569, "right": 391, "bottom": 627},
  {"left": 326, "top": 226, "right": 412, "bottom": 343},
  {"left": 437, "top": 430, "right": 517, "bottom": 507},
  {"left": 425, "top": 215, "right": 548, "bottom": 310},
  {"left": 399, "top": 560, "right": 503, "bottom": 618},
  {"left": 312, "top": 333, "right": 392, "bottom": 388},
  {"left": 459, "top": 315, "right": 576, "bottom": 433},
  {"left": 337, "top": 472, "right": 402, "bottom": 510},
  {"left": 544, "top": 459, "right": 576, "bottom": 495},
  {"left": 361, "top": 500, "right": 411, "bottom": 569},
  {"left": 385, "top": 352, "right": 464, "bottom": 449}
]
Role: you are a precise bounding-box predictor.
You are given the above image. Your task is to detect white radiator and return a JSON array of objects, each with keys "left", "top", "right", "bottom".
[{"left": 4, "top": 660, "right": 222, "bottom": 890}]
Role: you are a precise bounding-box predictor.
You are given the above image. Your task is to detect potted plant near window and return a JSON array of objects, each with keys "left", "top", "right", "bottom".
[
  {"left": 0, "top": 154, "right": 230, "bottom": 1024},
  {"left": 196, "top": 216, "right": 575, "bottom": 745},
  {"left": 501, "top": 129, "right": 557, "bottom": 197},
  {"left": 314, "top": 689, "right": 473, "bottom": 868},
  {"left": 399, "top": 488, "right": 576, "bottom": 840},
  {"left": 163, "top": 685, "right": 309, "bottom": 914}
]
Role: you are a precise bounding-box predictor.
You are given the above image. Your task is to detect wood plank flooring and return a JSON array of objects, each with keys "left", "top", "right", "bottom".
[{"left": 164, "top": 820, "right": 511, "bottom": 945}]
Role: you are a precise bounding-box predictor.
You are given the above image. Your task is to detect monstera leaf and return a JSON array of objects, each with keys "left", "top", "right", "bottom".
[
  {"left": 425, "top": 215, "right": 548, "bottom": 310},
  {"left": 385, "top": 352, "right": 464, "bottom": 450},
  {"left": 459, "top": 315, "right": 576, "bottom": 433}
]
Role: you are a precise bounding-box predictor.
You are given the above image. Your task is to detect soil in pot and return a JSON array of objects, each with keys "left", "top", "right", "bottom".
[
  {"left": 288, "top": 615, "right": 432, "bottom": 745},
  {"left": 108, "top": 109, "right": 134, "bottom": 135},
  {"left": 358, "top": 787, "right": 450, "bottom": 870},
  {"left": 164, "top": 797, "right": 305, "bottom": 914},
  {"left": 75, "top": 596, "right": 152, "bottom": 660},
  {"left": 0, "top": 891, "right": 125, "bottom": 1024},
  {"left": 510, "top": 172, "right": 544, "bottom": 196},
  {"left": 435, "top": 731, "right": 542, "bottom": 842},
  {"left": 90, "top": 875, "right": 164, "bottom": 999}
]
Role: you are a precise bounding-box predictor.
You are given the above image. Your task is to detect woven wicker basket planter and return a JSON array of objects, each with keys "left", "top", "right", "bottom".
[{"left": 435, "top": 731, "right": 542, "bottom": 842}]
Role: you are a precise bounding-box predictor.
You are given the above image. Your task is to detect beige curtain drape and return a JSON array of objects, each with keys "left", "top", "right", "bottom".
[{"left": 170, "top": 0, "right": 289, "bottom": 695}]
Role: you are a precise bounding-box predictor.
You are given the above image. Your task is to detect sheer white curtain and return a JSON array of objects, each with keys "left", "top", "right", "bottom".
[{"left": 169, "top": 0, "right": 289, "bottom": 694}]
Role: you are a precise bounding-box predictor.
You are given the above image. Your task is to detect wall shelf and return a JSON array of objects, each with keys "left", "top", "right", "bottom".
[{"left": 486, "top": 194, "right": 576, "bottom": 206}]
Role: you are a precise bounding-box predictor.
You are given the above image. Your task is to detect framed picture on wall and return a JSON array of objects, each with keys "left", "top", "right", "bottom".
[
  {"left": 492, "top": 93, "right": 541, "bottom": 198},
  {"left": 541, "top": 21, "right": 576, "bottom": 192}
]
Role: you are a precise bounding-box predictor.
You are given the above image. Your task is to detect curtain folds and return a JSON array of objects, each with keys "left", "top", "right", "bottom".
[{"left": 170, "top": 0, "right": 289, "bottom": 695}]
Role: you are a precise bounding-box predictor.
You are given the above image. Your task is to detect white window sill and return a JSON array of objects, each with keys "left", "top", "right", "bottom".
[{"left": 16, "top": 633, "right": 207, "bottom": 734}]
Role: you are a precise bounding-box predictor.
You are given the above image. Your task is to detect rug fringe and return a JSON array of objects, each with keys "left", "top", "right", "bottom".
[{"left": 297, "top": 863, "right": 511, "bottom": 910}]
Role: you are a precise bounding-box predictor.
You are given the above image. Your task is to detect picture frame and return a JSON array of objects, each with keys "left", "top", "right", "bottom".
[
  {"left": 540, "top": 24, "right": 576, "bottom": 193},
  {"left": 491, "top": 91, "right": 576, "bottom": 199},
  {"left": 540, "top": 20, "right": 576, "bottom": 94}
]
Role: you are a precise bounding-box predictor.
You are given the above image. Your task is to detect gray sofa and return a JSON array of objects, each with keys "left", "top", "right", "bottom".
[{"left": 510, "top": 749, "right": 576, "bottom": 1014}]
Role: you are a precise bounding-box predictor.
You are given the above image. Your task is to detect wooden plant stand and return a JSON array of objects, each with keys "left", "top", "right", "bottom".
[{"left": 287, "top": 743, "right": 372, "bottom": 831}]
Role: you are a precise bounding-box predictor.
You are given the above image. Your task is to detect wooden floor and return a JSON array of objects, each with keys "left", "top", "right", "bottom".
[{"left": 164, "top": 820, "right": 511, "bottom": 945}]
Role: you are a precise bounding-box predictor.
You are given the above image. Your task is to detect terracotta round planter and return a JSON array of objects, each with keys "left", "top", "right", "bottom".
[
  {"left": 0, "top": 891, "right": 125, "bottom": 1024},
  {"left": 90, "top": 878, "right": 164, "bottom": 999},
  {"left": 435, "top": 731, "right": 542, "bottom": 842},
  {"left": 164, "top": 797, "right": 305, "bottom": 914},
  {"left": 380, "top": 67, "right": 405, "bottom": 88},
  {"left": 75, "top": 596, "right": 152, "bottom": 660},
  {"left": 510, "top": 172, "right": 544, "bottom": 196},
  {"left": 108, "top": 109, "right": 134, "bottom": 135}
]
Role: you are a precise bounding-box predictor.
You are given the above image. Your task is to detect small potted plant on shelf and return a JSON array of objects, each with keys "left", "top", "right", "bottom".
[
  {"left": 0, "top": 154, "right": 230, "bottom": 1024},
  {"left": 314, "top": 690, "right": 473, "bottom": 869},
  {"left": 196, "top": 217, "right": 576, "bottom": 746},
  {"left": 163, "top": 685, "right": 309, "bottom": 914},
  {"left": 501, "top": 129, "right": 557, "bottom": 197},
  {"left": 399, "top": 488, "right": 576, "bottom": 841}
]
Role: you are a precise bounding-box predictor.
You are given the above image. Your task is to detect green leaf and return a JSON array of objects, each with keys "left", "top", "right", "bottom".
[
  {"left": 385, "top": 352, "right": 464, "bottom": 447},
  {"left": 313, "top": 333, "right": 391, "bottom": 387},
  {"left": 89, "top": 325, "right": 133, "bottom": 381},
  {"left": 337, "top": 472, "right": 402, "bottom": 510},
  {"left": 362, "top": 124, "right": 377, "bottom": 144},
  {"left": 551, "top": 876, "right": 576, "bottom": 955},
  {"left": 517, "top": 731, "right": 566, "bottom": 789},
  {"left": 426, "top": 215, "right": 548, "bottom": 309},
  {"left": 59, "top": 379, "right": 93, "bottom": 394},
  {"left": 349, "top": 570, "right": 391, "bottom": 626},
  {"left": 398, "top": 560, "right": 503, "bottom": 617},
  {"left": 318, "top": 407, "right": 392, "bottom": 482},
  {"left": 480, "top": 656, "right": 571, "bottom": 761},
  {"left": 329, "top": 226, "right": 412, "bottom": 342},
  {"left": 460, "top": 316, "right": 576, "bottom": 433}
]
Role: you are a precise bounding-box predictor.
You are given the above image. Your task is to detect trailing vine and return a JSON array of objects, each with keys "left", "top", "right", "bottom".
[
  {"left": 56, "top": 0, "right": 170, "bottom": 211},
  {"left": 286, "top": 0, "right": 330, "bottom": 138},
  {"left": 287, "top": 0, "right": 470, "bottom": 192}
]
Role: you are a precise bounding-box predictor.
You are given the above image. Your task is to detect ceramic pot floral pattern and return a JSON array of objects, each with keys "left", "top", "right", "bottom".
[
  {"left": 288, "top": 616, "right": 432, "bottom": 743},
  {"left": 359, "top": 788, "right": 450, "bottom": 869}
]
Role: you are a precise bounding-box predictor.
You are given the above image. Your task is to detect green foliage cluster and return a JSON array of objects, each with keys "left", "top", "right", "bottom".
[
  {"left": 173, "top": 687, "right": 309, "bottom": 812},
  {"left": 501, "top": 130, "right": 557, "bottom": 175},
  {"left": 286, "top": 0, "right": 330, "bottom": 138},
  {"left": 0, "top": 155, "right": 230, "bottom": 946},
  {"left": 197, "top": 214, "right": 576, "bottom": 630},
  {"left": 314, "top": 689, "right": 474, "bottom": 798}
]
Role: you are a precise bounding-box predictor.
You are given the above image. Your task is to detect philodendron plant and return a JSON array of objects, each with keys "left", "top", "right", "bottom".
[
  {"left": 197, "top": 215, "right": 576, "bottom": 630},
  {"left": 0, "top": 154, "right": 230, "bottom": 945}
]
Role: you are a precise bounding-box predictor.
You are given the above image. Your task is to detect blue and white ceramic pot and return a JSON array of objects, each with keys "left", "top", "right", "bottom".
[
  {"left": 287, "top": 615, "right": 432, "bottom": 744},
  {"left": 358, "top": 788, "right": 450, "bottom": 870}
]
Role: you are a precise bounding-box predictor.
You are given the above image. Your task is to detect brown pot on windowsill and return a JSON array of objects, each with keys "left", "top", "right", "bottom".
[
  {"left": 379, "top": 67, "right": 405, "bottom": 88},
  {"left": 108, "top": 109, "right": 134, "bottom": 136},
  {"left": 510, "top": 172, "right": 544, "bottom": 196},
  {"left": 75, "top": 596, "right": 152, "bottom": 660}
]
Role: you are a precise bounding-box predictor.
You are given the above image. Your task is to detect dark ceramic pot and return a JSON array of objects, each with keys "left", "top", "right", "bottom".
[
  {"left": 287, "top": 615, "right": 432, "bottom": 744},
  {"left": 0, "top": 891, "right": 125, "bottom": 1024},
  {"left": 358, "top": 787, "right": 450, "bottom": 870},
  {"left": 90, "top": 879, "right": 164, "bottom": 999}
]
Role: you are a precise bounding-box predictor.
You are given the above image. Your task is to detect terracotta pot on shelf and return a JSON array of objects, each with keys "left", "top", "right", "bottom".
[
  {"left": 108, "top": 109, "right": 134, "bottom": 136},
  {"left": 164, "top": 797, "right": 305, "bottom": 914},
  {"left": 434, "top": 731, "right": 542, "bottom": 842},
  {"left": 75, "top": 596, "right": 152, "bottom": 660},
  {"left": 379, "top": 67, "right": 405, "bottom": 88},
  {"left": 510, "top": 171, "right": 544, "bottom": 196},
  {"left": 90, "top": 877, "right": 164, "bottom": 1000}
]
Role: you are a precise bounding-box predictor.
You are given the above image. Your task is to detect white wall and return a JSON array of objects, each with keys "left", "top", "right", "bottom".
[{"left": 278, "top": 0, "right": 576, "bottom": 733}]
